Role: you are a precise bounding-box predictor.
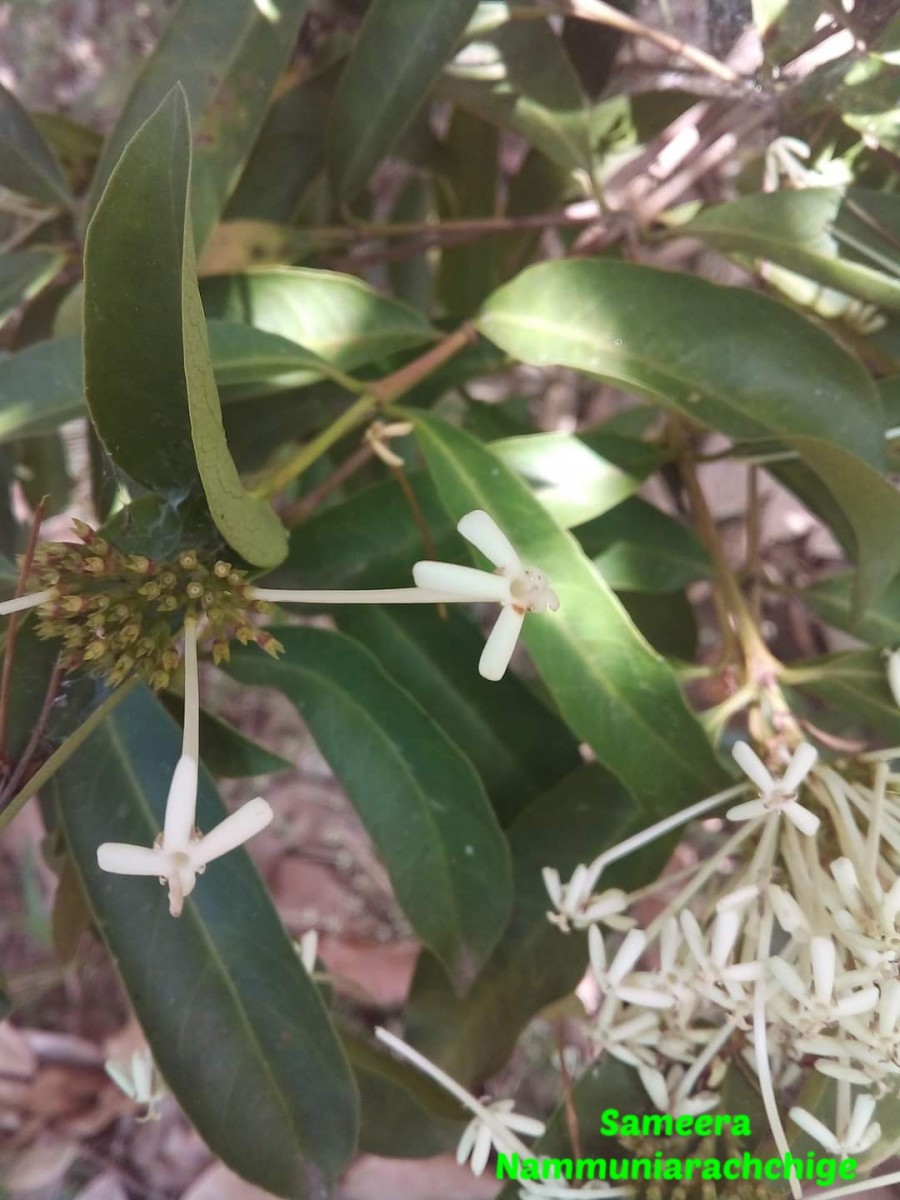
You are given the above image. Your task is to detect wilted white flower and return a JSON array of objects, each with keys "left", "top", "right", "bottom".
[{"left": 727, "top": 741, "right": 820, "bottom": 835}]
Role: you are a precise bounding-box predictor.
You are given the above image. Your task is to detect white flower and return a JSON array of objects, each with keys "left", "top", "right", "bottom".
[
  {"left": 105, "top": 1048, "right": 167, "bottom": 1121},
  {"left": 542, "top": 865, "right": 631, "bottom": 933},
  {"left": 97, "top": 618, "right": 272, "bottom": 916},
  {"left": 97, "top": 754, "right": 273, "bottom": 916},
  {"left": 727, "top": 741, "right": 820, "bottom": 835},
  {"left": 413, "top": 510, "right": 559, "bottom": 680},
  {"left": 637, "top": 1062, "right": 720, "bottom": 1119},
  {"left": 790, "top": 1092, "right": 881, "bottom": 1158},
  {"left": 457, "top": 1099, "right": 545, "bottom": 1176}
]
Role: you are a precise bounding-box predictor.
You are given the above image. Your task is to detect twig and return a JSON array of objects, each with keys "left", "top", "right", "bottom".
[
  {"left": 2, "top": 657, "right": 63, "bottom": 803},
  {"left": 281, "top": 443, "right": 376, "bottom": 526},
  {"left": 555, "top": 1023, "right": 584, "bottom": 1161},
  {"left": 0, "top": 498, "right": 46, "bottom": 765},
  {"left": 550, "top": 0, "right": 744, "bottom": 85}
]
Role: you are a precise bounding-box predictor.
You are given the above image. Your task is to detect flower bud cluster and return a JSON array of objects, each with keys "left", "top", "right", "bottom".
[{"left": 25, "top": 520, "right": 282, "bottom": 687}]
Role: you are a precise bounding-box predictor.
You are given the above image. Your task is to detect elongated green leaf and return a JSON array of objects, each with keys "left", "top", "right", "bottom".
[
  {"left": 202, "top": 268, "right": 436, "bottom": 370},
  {"left": 406, "top": 765, "right": 644, "bottom": 1084},
  {"left": 785, "top": 650, "right": 900, "bottom": 743},
  {"left": 477, "top": 259, "right": 885, "bottom": 469},
  {"left": 183, "top": 210, "right": 288, "bottom": 566},
  {"left": 226, "top": 62, "right": 342, "bottom": 223},
  {"left": 327, "top": 0, "right": 479, "bottom": 200},
  {"left": 87, "top": 0, "right": 312, "bottom": 250},
  {"left": 408, "top": 409, "right": 728, "bottom": 816},
  {"left": 226, "top": 628, "right": 513, "bottom": 982},
  {"left": 440, "top": 17, "right": 594, "bottom": 177},
  {"left": 788, "top": 436, "right": 900, "bottom": 615},
  {"left": 680, "top": 188, "right": 900, "bottom": 312},
  {"left": 84, "top": 89, "right": 198, "bottom": 493},
  {"left": 577, "top": 496, "right": 712, "bottom": 592},
  {"left": 85, "top": 88, "right": 286, "bottom": 567},
  {"left": 51, "top": 687, "right": 358, "bottom": 1195},
  {"left": 804, "top": 572, "right": 900, "bottom": 646},
  {"left": 0, "top": 323, "right": 348, "bottom": 444},
  {"left": 491, "top": 431, "right": 647, "bottom": 529},
  {"left": 337, "top": 607, "right": 580, "bottom": 825},
  {"left": 0, "top": 81, "right": 71, "bottom": 206},
  {"left": 0, "top": 251, "right": 64, "bottom": 330}
]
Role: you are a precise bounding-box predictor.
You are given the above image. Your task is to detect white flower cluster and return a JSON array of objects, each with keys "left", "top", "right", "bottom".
[{"left": 540, "top": 740, "right": 900, "bottom": 1198}]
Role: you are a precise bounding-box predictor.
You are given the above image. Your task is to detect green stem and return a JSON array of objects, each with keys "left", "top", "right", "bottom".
[{"left": 252, "top": 324, "right": 477, "bottom": 500}]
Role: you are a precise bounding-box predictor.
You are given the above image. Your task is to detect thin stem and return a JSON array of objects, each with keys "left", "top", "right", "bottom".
[
  {"left": 582, "top": 782, "right": 749, "bottom": 895},
  {"left": 0, "top": 675, "right": 139, "bottom": 835},
  {"left": 313, "top": 209, "right": 600, "bottom": 245},
  {"left": 1, "top": 657, "right": 62, "bottom": 803},
  {"left": 252, "top": 325, "right": 476, "bottom": 500},
  {"left": 555, "top": 1023, "right": 584, "bottom": 1161},
  {"left": 281, "top": 442, "right": 375, "bottom": 526},
  {"left": 549, "top": 0, "right": 744, "bottom": 84},
  {"left": 251, "top": 586, "right": 477, "bottom": 605},
  {"left": 753, "top": 899, "right": 802, "bottom": 1200},
  {"left": 0, "top": 500, "right": 47, "bottom": 764},
  {"left": 182, "top": 618, "right": 199, "bottom": 762}
]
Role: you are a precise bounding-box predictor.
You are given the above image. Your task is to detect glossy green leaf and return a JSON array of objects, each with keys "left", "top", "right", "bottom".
[
  {"left": 409, "top": 409, "right": 728, "bottom": 817},
  {"left": 804, "top": 572, "right": 900, "bottom": 647},
  {"left": 0, "top": 251, "right": 65, "bottom": 330},
  {"left": 0, "top": 322, "right": 346, "bottom": 445},
  {"left": 785, "top": 650, "right": 900, "bottom": 743},
  {"left": 619, "top": 589, "right": 698, "bottom": 661},
  {"left": 490, "top": 431, "right": 647, "bottom": 528},
  {"left": 406, "top": 765, "right": 645, "bottom": 1084},
  {"left": 85, "top": 88, "right": 287, "bottom": 567},
  {"left": 226, "top": 628, "right": 513, "bottom": 982},
  {"left": 86, "top": 0, "right": 312, "bottom": 250},
  {"left": 477, "top": 259, "right": 885, "bottom": 469},
  {"left": 202, "top": 268, "right": 436, "bottom": 371},
  {"left": 336, "top": 606, "right": 580, "bottom": 825},
  {"left": 0, "top": 81, "right": 71, "bottom": 206},
  {"left": 327, "top": 0, "right": 479, "bottom": 200},
  {"left": 680, "top": 188, "right": 900, "bottom": 312},
  {"left": 440, "top": 17, "right": 594, "bottom": 177},
  {"left": 577, "top": 496, "right": 712, "bottom": 592},
  {"left": 50, "top": 687, "right": 358, "bottom": 1194}
]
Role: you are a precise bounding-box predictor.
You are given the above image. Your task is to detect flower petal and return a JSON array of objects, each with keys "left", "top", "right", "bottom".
[
  {"left": 726, "top": 799, "right": 766, "bottom": 823},
  {"left": 781, "top": 741, "right": 818, "bottom": 793},
  {"left": 783, "top": 800, "right": 820, "bottom": 837},
  {"left": 412, "top": 561, "right": 510, "bottom": 602},
  {"left": 192, "top": 797, "right": 273, "bottom": 867},
  {"left": 97, "top": 843, "right": 164, "bottom": 876},
  {"left": 789, "top": 1107, "right": 841, "bottom": 1155},
  {"left": 457, "top": 510, "right": 522, "bottom": 574},
  {"left": 479, "top": 606, "right": 524, "bottom": 681},
  {"left": 732, "top": 741, "right": 775, "bottom": 793},
  {"left": 162, "top": 755, "right": 199, "bottom": 853}
]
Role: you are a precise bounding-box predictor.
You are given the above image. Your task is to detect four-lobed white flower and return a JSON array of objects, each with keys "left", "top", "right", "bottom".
[
  {"left": 412, "top": 509, "right": 559, "bottom": 680},
  {"left": 105, "top": 1047, "right": 167, "bottom": 1121},
  {"left": 727, "top": 740, "right": 820, "bottom": 835},
  {"left": 96, "top": 618, "right": 273, "bottom": 916}
]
